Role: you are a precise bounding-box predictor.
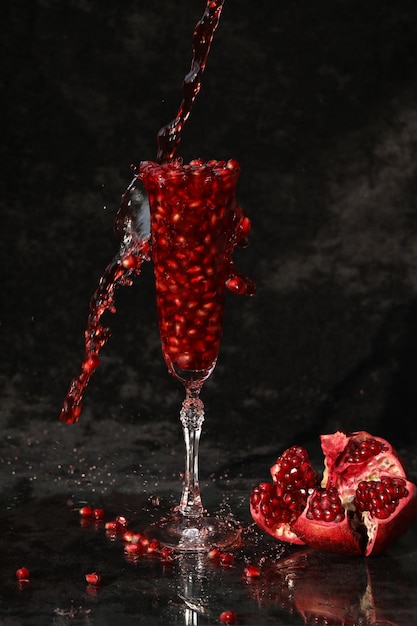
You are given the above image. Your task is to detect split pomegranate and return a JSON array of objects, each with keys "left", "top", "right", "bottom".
[{"left": 250, "top": 431, "right": 417, "bottom": 556}]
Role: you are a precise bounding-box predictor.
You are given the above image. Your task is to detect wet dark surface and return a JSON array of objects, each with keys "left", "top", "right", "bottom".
[{"left": 2, "top": 0, "right": 417, "bottom": 624}]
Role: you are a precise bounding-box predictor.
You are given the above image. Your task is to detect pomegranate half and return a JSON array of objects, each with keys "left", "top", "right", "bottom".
[{"left": 250, "top": 431, "right": 417, "bottom": 556}]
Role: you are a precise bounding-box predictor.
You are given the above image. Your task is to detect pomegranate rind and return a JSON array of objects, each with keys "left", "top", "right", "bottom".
[
  {"left": 321, "top": 431, "right": 407, "bottom": 497},
  {"left": 362, "top": 478, "right": 417, "bottom": 556},
  {"left": 291, "top": 490, "right": 363, "bottom": 556}
]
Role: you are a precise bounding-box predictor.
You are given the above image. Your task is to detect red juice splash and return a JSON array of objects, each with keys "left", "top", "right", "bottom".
[
  {"left": 60, "top": 179, "right": 151, "bottom": 423},
  {"left": 156, "top": 0, "right": 226, "bottom": 163},
  {"left": 60, "top": 0, "right": 252, "bottom": 424}
]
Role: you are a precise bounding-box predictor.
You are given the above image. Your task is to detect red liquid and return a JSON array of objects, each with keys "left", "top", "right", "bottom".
[
  {"left": 156, "top": 0, "right": 226, "bottom": 163},
  {"left": 140, "top": 158, "right": 254, "bottom": 383}
]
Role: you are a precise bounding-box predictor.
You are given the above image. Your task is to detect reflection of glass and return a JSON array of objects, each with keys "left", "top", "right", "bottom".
[
  {"left": 178, "top": 554, "right": 208, "bottom": 626},
  {"left": 140, "top": 158, "right": 253, "bottom": 551}
]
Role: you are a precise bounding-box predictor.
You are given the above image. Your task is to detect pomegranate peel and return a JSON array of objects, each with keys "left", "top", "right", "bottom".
[
  {"left": 320, "top": 430, "right": 407, "bottom": 492},
  {"left": 291, "top": 487, "right": 363, "bottom": 556},
  {"left": 250, "top": 431, "right": 417, "bottom": 556}
]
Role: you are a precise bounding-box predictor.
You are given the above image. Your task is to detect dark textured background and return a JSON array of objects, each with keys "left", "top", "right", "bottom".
[{"left": 1, "top": 1, "right": 417, "bottom": 623}]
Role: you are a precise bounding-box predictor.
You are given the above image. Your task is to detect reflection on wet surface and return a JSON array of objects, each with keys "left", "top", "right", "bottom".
[{"left": 1, "top": 493, "right": 417, "bottom": 625}]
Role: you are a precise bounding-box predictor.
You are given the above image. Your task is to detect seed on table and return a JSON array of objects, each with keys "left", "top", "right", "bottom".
[
  {"left": 85, "top": 572, "right": 101, "bottom": 586},
  {"left": 16, "top": 567, "right": 30, "bottom": 581},
  {"left": 219, "top": 610, "right": 238, "bottom": 624}
]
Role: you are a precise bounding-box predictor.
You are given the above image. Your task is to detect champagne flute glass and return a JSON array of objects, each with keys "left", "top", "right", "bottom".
[{"left": 139, "top": 158, "right": 254, "bottom": 551}]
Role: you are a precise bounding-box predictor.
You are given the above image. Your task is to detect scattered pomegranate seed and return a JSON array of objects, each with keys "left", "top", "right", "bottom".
[
  {"left": 115, "top": 515, "right": 129, "bottom": 528},
  {"left": 122, "top": 255, "right": 141, "bottom": 269},
  {"left": 93, "top": 508, "right": 105, "bottom": 520},
  {"left": 243, "top": 564, "right": 261, "bottom": 578},
  {"left": 124, "top": 543, "right": 143, "bottom": 555},
  {"left": 219, "top": 610, "right": 238, "bottom": 624},
  {"left": 79, "top": 505, "right": 94, "bottom": 518},
  {"left": 225, "top": 275, "right": 248, "bottom": 295},
  {"left": 219, "top": 552, "right": 235, "bottom": 567},
  {"left": 147, "top": 539, "right": 161, "bottom": 554},
  {"left": 122, "top": 530, "right": 135, "bottom": 543},
  {"left": 16, "top": 567, "right": 30, "bottom": 581},
  {"left": 139, "top": 537, "right": 150, "bottom": 550},
  {"left": 85, "top": 572, "right": 101, "bottom": 586}
]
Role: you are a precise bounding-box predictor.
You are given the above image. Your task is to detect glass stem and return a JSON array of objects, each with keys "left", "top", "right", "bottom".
[{"left": 179, "top": 386, "right": 205, "bottom": 518}]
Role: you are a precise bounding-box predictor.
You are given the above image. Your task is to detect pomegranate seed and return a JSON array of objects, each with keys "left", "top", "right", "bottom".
[
  {"left": 85, "top": 572, "right": 101, "bottom": 586},
  {"left": 122, "top": 255, "right": 141, "bottom": 269},
  {"left": 159, "top": 546, "right": 175, "bottom": 562},
  {"left": 219, "top": 610, "right": 238, "bottom": 624},
  {"left": 122, "top": 530, "right": 135, "bottom": 543},
  {"left": 115, "top": 515, "right": 129, "bottom": 528},
  {"left": 219, "top": 552, "right": 234, "bottom": 567},
  {"left": 124, "top": 543, "right": 143, "bottom": 555},
  {"left": 238, "top": 216, "right": 251, "bottom": 238},
  {"left": 147, "top": 539, "right": 161, "bottom": 554},
  {"left": 79, "top": 506, "right": 94, "bottom": 518},
  {"left": 243, "top": 564, "right": 261, "bottom": 578},
  {"left": 226, "top": 275, "right": 248, "bottom": 295},
  {"left": 16, "top": 567, "right": 30, "bottom": 581},
  {"left": 139, "top": 537, "right": 150, "bottom": 550},
  {"left": 93, "top": 508, "right": 105, "bottom": 520}
]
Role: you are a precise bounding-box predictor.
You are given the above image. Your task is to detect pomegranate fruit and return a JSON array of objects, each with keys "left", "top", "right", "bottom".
[{"left": 250, "top": 431, "right": 417, "bottom": 556}]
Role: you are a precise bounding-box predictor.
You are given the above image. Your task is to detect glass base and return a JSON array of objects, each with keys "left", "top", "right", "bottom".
[{"left": 146, "top": 512, "right": 241, "bottom": 552}]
